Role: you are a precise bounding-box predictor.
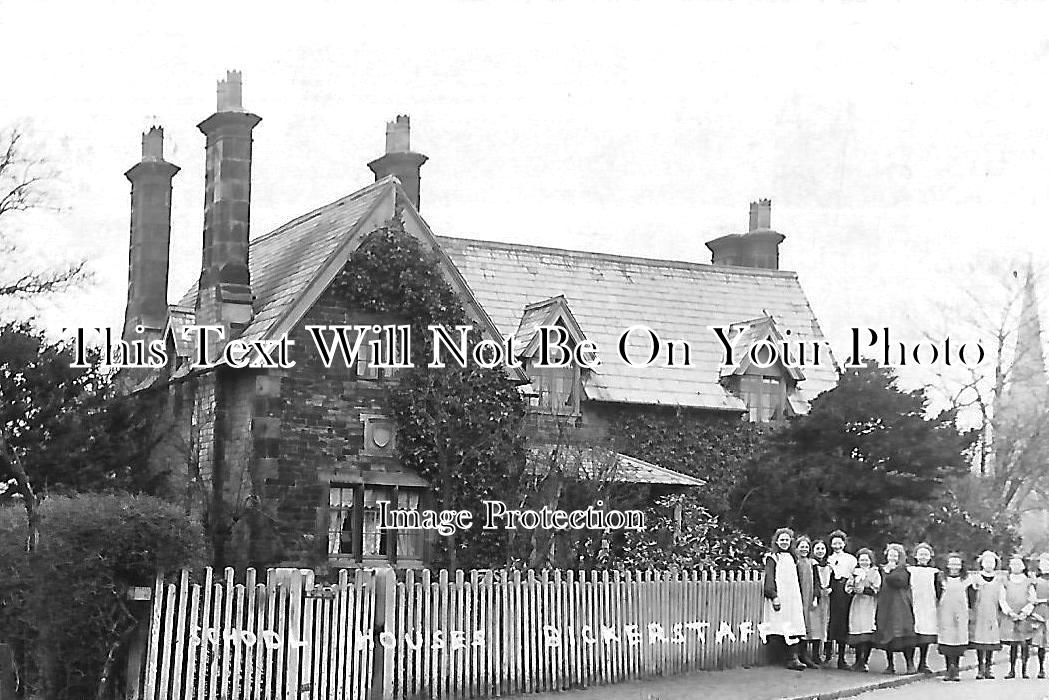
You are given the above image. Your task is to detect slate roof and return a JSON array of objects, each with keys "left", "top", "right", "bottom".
[
  {"left": 165, "top": 176, "right": 838, "bottom": 413},
  {"left": 437, "top": 236, "right": 839, "bottom": 411}
]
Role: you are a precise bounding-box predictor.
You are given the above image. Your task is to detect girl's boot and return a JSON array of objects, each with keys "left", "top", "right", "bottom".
[
  {"left": 798, "top": 642, "right": 818, "bottom": 669},
  {"left": 785, "top": 643, "right": 806, "bottom": 671},
  {"left": 917, "top": 644, "right": 932, "bottom": 674},
  {"left": 838, "top": 643, "right": 850, "bottom": 670},
  {"left": 810, "top": 640, "right": 824, "bottom": 667},
  {"left": 975, "top": 651, "right": 987, "bottom": 679},
  {"left": 903, "top": 647, "right": 916, "bottom": 674},
  {"left": 1038, "top": 647, "right": 1046, "bottom": 678},
  {"left": 1021, "top": 643, "right": 1030, "bottom": 678},
  {"left": 986, "top": 651, "right": 996, "bottom": 679},
  {"left": 1006, "top": 644, "right": 1018, "bottom": 678},
  {"left": 883, "top": 650, "right": 895, "bottom": 674}
]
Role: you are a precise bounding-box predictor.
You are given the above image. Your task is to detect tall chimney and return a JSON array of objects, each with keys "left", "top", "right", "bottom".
[
  {"left": 367, "top": 115, "right": 428, "bottom": 210},
  {"left": 195, "top": 70, "right": 261, "bottom": 339},
  {"left": 122, "top": 126, "right": 179, "bottom": 344},
  {"left": 706, "top": 199, "right": 785, "bottom": 270}
]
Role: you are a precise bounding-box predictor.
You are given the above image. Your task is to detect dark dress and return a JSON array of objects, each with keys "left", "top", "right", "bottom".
[
  {"left": 829, "top": 578, "right": 853, "bottom": 642},
  {"left": 875, "top": 565, "right": 916, "bottom": 651},
  {"left": 828, "top": 552, "right": 857, "bottom": 643}
]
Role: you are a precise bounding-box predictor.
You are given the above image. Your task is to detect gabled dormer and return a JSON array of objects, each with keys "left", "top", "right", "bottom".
[
  {"left": 718, "top": 315, "right": 808, "bottom": 423},
  {"left": 513, "top": 295, "right": 593, "bottom": 416}
]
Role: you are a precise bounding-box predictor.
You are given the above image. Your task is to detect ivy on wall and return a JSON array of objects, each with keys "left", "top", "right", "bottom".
[
  {"left": 611, "top": 409, "right": 768, "bottom": 515},
  {"left": 333, "top": 215, "right": 529, "bottom": 570}
]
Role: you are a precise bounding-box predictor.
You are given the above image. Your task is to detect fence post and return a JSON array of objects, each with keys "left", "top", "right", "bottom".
[
  {"left": 370, "top": 569, "right": 396, "bottom": 700},
  {"left": 122, "top": 612, "right": 151, "bottom": 700}
]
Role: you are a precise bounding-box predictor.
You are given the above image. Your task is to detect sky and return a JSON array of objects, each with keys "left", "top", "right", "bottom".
[{"left": 2, "top": 0, "right": 1047, "bottom": 405}]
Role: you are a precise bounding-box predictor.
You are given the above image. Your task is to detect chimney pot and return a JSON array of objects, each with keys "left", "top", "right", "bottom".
[
  {"left": 217, "top": 69, "right": 244, "bottom": 112},
  {"left": 385, "top": 115, "right": 411, "bottom": 154},
  {"left": 141, "top": 126, "right": 164, "bottom": 161},
  {"left": 749, "top": 198, "right": 772, "bottom": 231}
]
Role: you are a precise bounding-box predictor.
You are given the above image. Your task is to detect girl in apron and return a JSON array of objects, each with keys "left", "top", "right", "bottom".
[
  {"left": 761, "top": 528, "right": 809, "bottom": 671},
  {"left": 1000, "top": 552, "right": 1034, "bottom": 678},
  {"left": 846, "top": 547, "right": 880, "bottom": 672},
  {"left": 1029, "top": 553, "right": 1049, "bottom": 678},
  {"left": 937, "top": 552, "right": 972, "bottom": 682},
  {"left": 827, "top": 529, "right": 857, "bottom": 669},
  {"left": 811, "top": 539, "right": 833, "bottom": 666},
  {"left": 908, "top": 542, "right": 941, "bottom": 674},
  {"left": 970, "top": 550, "right": 1004, "bottom": 679}
]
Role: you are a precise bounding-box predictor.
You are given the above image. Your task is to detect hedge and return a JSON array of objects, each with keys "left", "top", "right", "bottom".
[{"left": 0, "top": 492, "right": 206, "bottom": 700}]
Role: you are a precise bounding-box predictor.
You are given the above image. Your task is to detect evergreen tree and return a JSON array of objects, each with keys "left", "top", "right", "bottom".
[{"left": 735, "top": 363, "right": 975, "bottom": 550}]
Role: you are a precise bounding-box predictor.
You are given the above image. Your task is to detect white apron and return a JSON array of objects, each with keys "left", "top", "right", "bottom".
[
  {"left": 908, "top": 566, "right": 939, "bottom": 637},
  {"left": 761, "top": 551, "right": 807, "bottom": 640}
]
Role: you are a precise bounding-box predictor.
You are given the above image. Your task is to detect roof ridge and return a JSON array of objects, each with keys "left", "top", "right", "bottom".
[
  {"left": 436, "top": 234, "right": 799, "bottom": 277},
  {"left": 249, "top": 176, "right": 396, "bottom": 247}
]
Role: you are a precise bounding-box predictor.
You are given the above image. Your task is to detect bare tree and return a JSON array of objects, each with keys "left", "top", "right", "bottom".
[
  {"left": 922, "top": 260, "right": 1049, "bottom": 518},
  {"left": 0, "top": 125, "right": 86, "bottom": 550}
]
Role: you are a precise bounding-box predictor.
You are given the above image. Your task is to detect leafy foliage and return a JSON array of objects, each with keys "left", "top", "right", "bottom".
[
  {"left": 733, "top": 363, "right": 978, "bottom": 551},
  {"left": 618, "top": 492, "right": 764, "bottom": 570},
  {"left": 0, "top": 493, "right": 205, "bottom": 700},
  {"left": 0, "top": 321, "right": 159, "bottom": 503},
  {"left": 335, "top": 216, "right": 529, "bottom": 569}
]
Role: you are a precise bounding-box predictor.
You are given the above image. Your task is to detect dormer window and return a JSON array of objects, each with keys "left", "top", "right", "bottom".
[
  {"left": 513, "top": 295, "right": 590, "bottom": 418},
  {"left": 717, "top": 316, "right": 805, "bottom": 424}
]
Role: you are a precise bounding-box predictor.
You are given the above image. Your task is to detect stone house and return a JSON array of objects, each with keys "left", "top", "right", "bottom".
[{"left": 120, "top": 72, "right": 838, "bottom": 570}]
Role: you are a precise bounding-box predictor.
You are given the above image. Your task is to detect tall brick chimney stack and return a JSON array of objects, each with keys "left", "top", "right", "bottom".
[
  {"left": 122, "top": 126, "right": 179, "bottom": 344},
  {"left": 367, "top": 115, "right": 428, "bottom": 210},
  {"left": 706, "top": 199, "right": 786, "bottom": 270},
  {"left": 195, "top": 70, "right": 261, "bottom": 341}
]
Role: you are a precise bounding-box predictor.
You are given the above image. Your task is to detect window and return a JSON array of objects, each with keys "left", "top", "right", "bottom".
[
  {"left": 356, "top": 327, "right": 407, "bottom": 381},
  {"left": 531, "top": 366, "right": 580, "bottom": 414},
  {"left": 328, "top": 485, "right": 355, "bottom": 556},
  {"left": 328, "top": 485, "right": 423, "bottom": 562},
  {"left": 740, "top": 375, "right": 785, "bottom": 423}
]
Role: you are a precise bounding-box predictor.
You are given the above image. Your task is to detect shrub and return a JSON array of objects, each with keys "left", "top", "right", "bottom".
[{"left": 0, "top": 492, "right": 206, "bottom": 699}]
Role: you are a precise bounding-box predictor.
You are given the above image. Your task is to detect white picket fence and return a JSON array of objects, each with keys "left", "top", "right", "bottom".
[{"left": 125, "top": 568, "right": 764, "bottom": 700}]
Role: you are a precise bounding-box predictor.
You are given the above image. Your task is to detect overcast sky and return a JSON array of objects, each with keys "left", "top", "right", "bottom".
[{"left": 2, "top": 0, "right": 1047, "bottom": 401}]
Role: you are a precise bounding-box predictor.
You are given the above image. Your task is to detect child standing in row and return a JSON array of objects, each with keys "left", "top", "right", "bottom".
[
  {"left": 846, "top": 548, "right": 880, "bottom": 672},
  {"left": 811, "top": 540, "right": 833, "bottom": 665},
  {"left": 907, "top": 542, "right": 941, "bottom": 674},
  {"left": 1000, "top": 553, "right": 1035, "bottom": 678},
  {"left": 971, "top": 550, "right": 1004, "bottom": 679},
  {"left": 827, "top": 530, "right": 857, "bottom": 669},
  {"left": 875, "top": 543, "right": 916, "bottom": 674},
  {"left": 793, "top": 536, "right": 820, "bottom": 668},
  {"left": 761, "top": 528, "right": 809, "bottom": 671},
  {"left": 937, "top": 552, "right": 971, "bottom": 682},
  {"left": 1030, "top": 553, "right": 1049, "bottom": 678}
]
